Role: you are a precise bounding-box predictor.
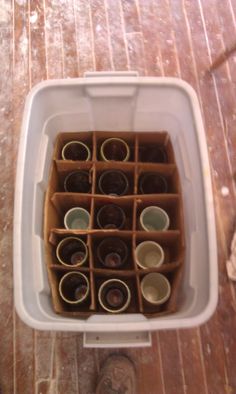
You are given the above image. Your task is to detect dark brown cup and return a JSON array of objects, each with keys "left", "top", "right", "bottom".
[
  {"left": 97, "top": 237, "right": 128, "bottom": 268},
  {"left": 98, "top": 279, "right": 131, "bottom": 313},
  {"left": 61, "top": 141, "right": 91, "bottom": 161},
  {"left": 139, "top": 145, "right": 167, "bottom": 163},
  {"left": 98, "top": 170, "right": 129, "bottom": 196},
  {"left": 96, "top": 204, "right": 126, "bottom": 230},
  {"left": 139, "top": 173, "right": 168, "bottom": 194},
  {"left": 64, "top": 171, "right": 91, "bottom": 193}
]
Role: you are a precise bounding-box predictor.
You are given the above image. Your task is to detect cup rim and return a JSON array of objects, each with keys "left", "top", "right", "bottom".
[
  {"left": 59, "top": 271, "right": 90, "bottom": 304},
  {"left": 56, "top": 237, "right": 88, "bottom": 267},
  {"left": 100, "top": 137, "right": 130, "bottom": 162},
  {"left": 64, "top": 170, "right": 90, "bottom": 193},
  {"left": 98, "top": 279, "right": 131, "bottom": 313},
  {"left": 98, "top": 169, "right": 129, "bottom": 196},
  {"left": 61, "top": 140, "right": 91, "bottom": 161},
  {"left": 139, "top": 206, "right": 170, "bottom": 231},
  {"left": 97, "top": 237, "right": 129, "bottom": 268},
  {"left": 64, "top": 207, "right": 90, "bottom": 230},
  {"left": 135, "top": 241, "right": 164, "bottom": 269},
  {"left": 141, "top": 273, "right": 171, "bottom": 305}
]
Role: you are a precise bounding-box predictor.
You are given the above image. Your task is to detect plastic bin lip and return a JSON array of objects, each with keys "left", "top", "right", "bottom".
[{"left": 14, "top": 75, "right": 218, "bottom": 334}]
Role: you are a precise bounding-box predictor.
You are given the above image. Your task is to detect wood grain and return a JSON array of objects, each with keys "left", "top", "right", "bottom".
[{"left": 0, "top": 0, "right": 235, "bottom": 393}]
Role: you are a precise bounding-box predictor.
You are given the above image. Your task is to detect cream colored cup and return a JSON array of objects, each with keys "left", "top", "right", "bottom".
[
  {"left": 61, "top": 141, "right": 91, "bottom": 161},
  {"left": 100, "top": 138, "right": 130, "bottom": 162},
  {"left": 141, "top": 273, "right": 171, "bottom": 305},
  {"left": 139, "top": 206, "right": 170, "bottom": 231},
  {"left": 59, "top": 271, "right": 89, "bottom": 304},
  {"left": 64, "top": 207, "right": 90, "bottom": 230},
  {"left": 135, "top": 241, "right": 164, "bottom": 269}
]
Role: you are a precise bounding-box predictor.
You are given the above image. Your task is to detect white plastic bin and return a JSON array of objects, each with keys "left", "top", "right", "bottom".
[{"left": 14, "top": 72, "right": 218, "bottom": 347}]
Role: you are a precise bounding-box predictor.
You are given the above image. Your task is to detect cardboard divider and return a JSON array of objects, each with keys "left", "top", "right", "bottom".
[
  {"left": 53, "top": 132, "right": 93, "bottom": 160},
  {"left": 94, "top": 131, "right": 136, "bottom": 162},
  {"left": 44, "top": 131, "right": 185, "bottom": 317}
]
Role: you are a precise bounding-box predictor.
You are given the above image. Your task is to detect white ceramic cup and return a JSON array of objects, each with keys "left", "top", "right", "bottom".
[
  {"left": 59, "top": 271, "right": 90, "bottom": 304},
  {"left": 141, "top": 273, "right": 171, "bottom": 305},
  {"left": 64, "top": 207, "right": 90, "bottom": 230},
  {"left": 135, "top": 241, "right": 164, "bottom": 269},
  {"left": 98, "top": 279, "right": 131, "bottom": 313},
  {"left": 139, "top": 206, "right": 170, "bottom": 231}
]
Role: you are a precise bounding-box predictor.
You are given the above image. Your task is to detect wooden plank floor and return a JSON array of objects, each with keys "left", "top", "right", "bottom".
[{"left": 0, "top": 0, "right": 236, "bottom": 393}]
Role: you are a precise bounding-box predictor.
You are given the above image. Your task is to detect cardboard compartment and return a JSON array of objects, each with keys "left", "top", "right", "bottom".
[
  {"left": 50, "top": 193, "right": 93, "bottom": 229},
  {"left": 49, "top": 267, "right": 94, "bottom": 316},
  {"left": 137, "top": 132, "right": 175, "bottom": 163},
  {"left": 137, "top": 164, "right": 180, "bottom": 194},
  {"left": 91, "top": 232, "right": 134, "bottom": 270},
  {"left": 134, "top": 232, "right": 184, "bottom": 269},
  {"left": 93, "top": 196, "right": 135, "bottom": 230},
  {"left": 135, "top": 195, "right": 183, "bottom": 231},
  {"left": 94, "top": 162, "right": 135, "bottom": 196},
  {"left": 94, "top": 272, "right": 140, "bottom": 313},
  {"left": 54, "top": 131, "right": 94, "bottom": 161},
  {"left": 54, "top": 161, "right": 94, "bottom": 193},
  {"left": 95, "top": 131, "right": 137, "bottom": 162}
]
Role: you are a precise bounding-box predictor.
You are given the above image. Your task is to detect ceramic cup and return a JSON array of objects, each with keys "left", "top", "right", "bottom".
[
  {"left": 98, "top": 279, "right": 131, "bottom": 313},
  {"left": 141, "top": 273, "right": 171, "bottom": 305},
  {"left": 64, "top": 170, "right": 91, "bottom": 193},
  {"left": 135, "top": 241, "right": 164, "bottom": 269},
  {"left": 139, "top": 145, "right": 167, "bottom": 163},
  {"left": 59, "top": 271, "right": 89, "bottom": 304},
  {"left": 61, "top": 141, "right": 91, "bottom": 161},
  {"left": 56, "top": 237, "right": 88, "bottom": 267},
  {"left": 100, "top": 138, "right": 130, "bottom": 162},
  {"left": 97, "top": 237, "right": 128, "bottom": 269},
  {"left": 139, "top": 206, "right": 170, "bottom": 231},
  {"left": 96, "top": 204, "right": 126, "bottom": 230},
  {"left": 64, "top": 207, "right": 90, "bottom": 230},
  {"left": 98, "top": 170, "right": 129, "bottom": 196}
]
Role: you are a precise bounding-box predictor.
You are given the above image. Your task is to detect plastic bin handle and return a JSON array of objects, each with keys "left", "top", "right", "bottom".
[
  {"left": 84, "top": 71, "right": 139, "bottom": 78},
  {"left": 83, "top": 331, "right": 152, "bottom": 348}
]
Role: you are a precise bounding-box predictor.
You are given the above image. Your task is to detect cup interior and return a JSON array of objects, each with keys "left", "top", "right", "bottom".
[
  {"left": 101, "top": 138, "right": 130, "bottom": 161},
  {"left": 97, "top": 237, "right": 128, "bottom": 268},
  {"left": 136, "top": 241, "right": 164, "bottom": 269},
  {"left": 59, "top": 272, "right": 89, "bottom": 304},
  {"left": 64, "top": 207, "right": 90, "bottom": 230},
  {"left": 62, "top": 141, "right": 91, "bottom": 161},
  {"left": 141, "top": 273, "right": 171, "bottom": 305},
  {"left": 98, "top": 170, "right": 129, "bottom": 196},
  {"left": 97, "top": 204, "right": 126, "bottom": 229},
  {"left": 98, "top": 279, "right": 131, "bottom": 313},
  {"left": 56, "top": 237, "right": 88, "bottom": 266},
  {"left": 139, "top": 173, "right": 168, "bottom": 194},
  {"left": 64, "top": 171, "right": 91, "bottom": 193},
  {"left": 140, "top": 206, "right": 170, "bottom": 231}
]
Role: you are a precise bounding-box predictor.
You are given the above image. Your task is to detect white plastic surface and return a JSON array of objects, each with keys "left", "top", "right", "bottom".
[{"left": 14, "top": 73, "right": 218, "bottom": 344}]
